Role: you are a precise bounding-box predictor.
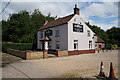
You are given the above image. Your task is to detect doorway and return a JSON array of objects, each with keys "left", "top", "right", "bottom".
[{"left": 74, "top": 40, "right": 78, "bottom": 50}]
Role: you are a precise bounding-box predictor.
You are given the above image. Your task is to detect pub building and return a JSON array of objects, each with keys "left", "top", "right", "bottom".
[{"left": 37, "top": 4, "right": 105, "bottom": 55}]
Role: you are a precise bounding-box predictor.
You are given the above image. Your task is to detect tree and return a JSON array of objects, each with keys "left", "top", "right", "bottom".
[
  {"left": 7, "top": 10, "right": 31, "bottom": 42},
  {"left": 85, "top": 22, "right": 108, "bottom": 44},
  {"left": 106, "top": 27, "right": 120, "bottom": 46},
  {"left": 2, "top": 20, "right": 11, "bottom": 41},
  {"left": 2, "top": 9, "right": 56, "bottom": 47}
]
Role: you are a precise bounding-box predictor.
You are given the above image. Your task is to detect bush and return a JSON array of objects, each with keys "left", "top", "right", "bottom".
[
  {"left": 112, "top": 44, "right": 118, "bottom": 49},
  {"left": 2, "top": 42, "right": 33, "bottom": 52},
  {"left": 106, "top": 44, "right": 118, "bottom": 50}
]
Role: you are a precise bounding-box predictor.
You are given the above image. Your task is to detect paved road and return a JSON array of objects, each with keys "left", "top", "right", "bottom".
[{"left": 2, "top": 50, "right": 118, "bottom": 78}]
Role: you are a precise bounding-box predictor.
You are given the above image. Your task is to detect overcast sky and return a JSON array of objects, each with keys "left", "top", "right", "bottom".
[{"left": 1, "top": 0, "right": 119, "bottom": 31}]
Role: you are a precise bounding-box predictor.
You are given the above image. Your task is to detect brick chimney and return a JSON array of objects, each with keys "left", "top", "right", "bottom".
[{"left": 74, "top": 4, "right": 80, "bottom": 15}]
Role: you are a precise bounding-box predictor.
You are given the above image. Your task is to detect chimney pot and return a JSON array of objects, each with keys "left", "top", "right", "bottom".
[{"left": 74, "top": 4, "right": 80, "bottom": 15}]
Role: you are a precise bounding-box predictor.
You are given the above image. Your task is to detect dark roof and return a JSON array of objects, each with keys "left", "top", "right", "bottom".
[
  {"left": 94, "top": 34, "right": 104, "bottom": 43},
  {"left": 96, "top": 36, "right": 104, "bottom": 43},
  {"left": 38, "top": 14, "right": 74, "bottom": 30}
]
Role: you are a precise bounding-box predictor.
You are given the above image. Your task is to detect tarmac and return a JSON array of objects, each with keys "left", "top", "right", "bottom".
[{"left": 2, "top": 50, "right": 118, "bottom": 79}]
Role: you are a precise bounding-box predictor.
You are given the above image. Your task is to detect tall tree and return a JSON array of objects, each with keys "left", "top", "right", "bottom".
[
  {"left": 106, "top": 27, "right": 120, "bottom": 46},
  {"left": 2, "top": 9, "right": 55, "bottom": 44},
  {"left": 2, "top": 20, "right": 11, "bottom": 41},
  {"left": 85, "top": 22, "right": 108, "bottom": 44}
]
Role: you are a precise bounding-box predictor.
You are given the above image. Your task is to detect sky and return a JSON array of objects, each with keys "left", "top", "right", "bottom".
[{"left": 1, "top": 0, "right": 119, "bottom": 31}]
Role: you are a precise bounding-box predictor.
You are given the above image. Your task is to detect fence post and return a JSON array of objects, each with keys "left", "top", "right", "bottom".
[
  {"left": 25, "top": 50, "right": 31, "bottom": 60},
  {"left": 56, "top": 49, "right": 61, "bottom": 57},
  {"left": 43, "top": 50, "right": 48, "bottom": 58}
]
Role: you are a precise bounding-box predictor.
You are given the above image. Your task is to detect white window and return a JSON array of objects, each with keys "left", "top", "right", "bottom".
[
  {"left": 87, "top": 30, "right": 90, "bottom": 37},
  {"left": 40, "top": 31, "right": 43, "bottom": 39},
  {"left": 56, "top": 41, "right": 60, "bottom": 49},
  {"left": 89, "top": 41, "right": 92, "bottom": 49},
  {"left": 74, "top": 40, "right": 78, "bottom": 50},
  {"left": 55, "top": 28, "right": 60, "bottom": 37}
]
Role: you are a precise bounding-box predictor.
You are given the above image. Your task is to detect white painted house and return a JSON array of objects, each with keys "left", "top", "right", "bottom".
[{"left": 37, "top": 4, "right": 104, "bottom": 55}]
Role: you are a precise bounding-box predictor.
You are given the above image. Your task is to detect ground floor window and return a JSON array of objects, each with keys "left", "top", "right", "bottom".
[
  {"left": 56, "top": 41, "right": 60, "bottom": 49},
  {"left": 74, "top": 40, "right": 78, "bottom": 50},
  {"left": 89, "top": 41, "right": 92, "bottom": 49},
  {"left": 95, "top": 43, "right": 97, "bottom": 47}
]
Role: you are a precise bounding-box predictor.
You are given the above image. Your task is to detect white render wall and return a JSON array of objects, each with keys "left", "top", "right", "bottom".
[
  {"left": 68, "top": 14, "right": 95, "bottom": 51},
  {"left": 37, "top": 24, "right": 68, "bottom": 50},
  {"left": 37, "top": 14, "right": 95, "bottom": 51}
]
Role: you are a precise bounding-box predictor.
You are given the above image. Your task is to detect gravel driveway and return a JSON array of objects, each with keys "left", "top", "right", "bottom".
[{"left": 2, "top": 50, "right": 118, "bottom": 78}]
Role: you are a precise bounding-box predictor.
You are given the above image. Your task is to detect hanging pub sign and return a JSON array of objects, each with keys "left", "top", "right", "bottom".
[
  {"left": 73, "top": 23, "right": 83, "bottom": 32},
  {"left": 45, "top": 29, "right": 52, "bottom": 36}
]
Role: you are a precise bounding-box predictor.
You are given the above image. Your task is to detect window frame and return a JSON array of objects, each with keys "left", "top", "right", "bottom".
[
  {"left": 56, "top": 41, "right": 60, "bottom": 49},
  {"left": 55, "top": 28, "right": 60, "bottom": 37},
  {"left": 89, "top": 41, "right": 92, "bottom": 49},
  {"left": 73, "top": 40, "right": 78, "bottom": 50},
  {"left": 87, "top": 30, "right": 91, "bottom": 37},
  {"left": 40, "top": 31, "right": 43, "bottom": 39}
]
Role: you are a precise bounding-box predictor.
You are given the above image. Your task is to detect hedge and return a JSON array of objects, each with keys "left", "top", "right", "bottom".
[{"left": 2, "top": 42, "right": 33, "bottom": 52}]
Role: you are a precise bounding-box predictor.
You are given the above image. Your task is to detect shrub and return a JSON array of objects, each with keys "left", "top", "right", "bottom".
[
  {"left": 2, "top": 42, "right": 33, "bottom": 52},
  {"left": 106, "top": 44, "right": 118, "bottom": 50}
]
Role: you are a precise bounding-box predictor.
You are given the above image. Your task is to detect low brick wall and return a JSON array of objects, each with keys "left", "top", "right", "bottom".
[
  {"left": 7, "top": 49, "right": 96, "bottom": 59},
  {"left": 7, "top": 48, "right": 26, "bottom": 59},
  {"left": 26, "top": 51, "right": 44, "bottom": 60},
  {"left": 48, "top": 49, "right": 68, "bottom": 57},
  {"left": 68, "top": 49, "right": 95, "bottom": 56},
  {"left": 58, "top": 50, "right": 68, "bottom": 57},
  {"left": 7, "top": 49, "right": 44, "bottom": 60}
]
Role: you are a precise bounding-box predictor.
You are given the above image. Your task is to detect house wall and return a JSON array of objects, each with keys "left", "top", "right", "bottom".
[
  {"left": 37, "top": 31, "right": 41, "bottom": 49},
  {"left": 37, "top": 15, "right": 96, "bottom": 51},
  {"left": 68, "top": 14, "right": 95, "bottom": 51},
  {"left": 37, "top": 24, "right": 68, "bottom": 50}
]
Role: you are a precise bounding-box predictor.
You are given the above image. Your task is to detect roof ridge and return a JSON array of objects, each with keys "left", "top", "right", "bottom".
[
  {"left": 46, "top": 14, "right": 74, "bottom": 24},
  {"left": 57, "top": 14, "right": 74, "bottom": 19}
]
